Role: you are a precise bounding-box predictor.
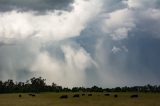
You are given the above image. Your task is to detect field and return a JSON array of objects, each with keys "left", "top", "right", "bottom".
[{"left": 0, "top": 92, "right": 160, "bottom": 106}]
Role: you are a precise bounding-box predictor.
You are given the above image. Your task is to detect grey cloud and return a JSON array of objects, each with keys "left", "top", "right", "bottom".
[
  {"left": 112, "top": 46, "right": 121, "bottom": 53},
  {"left": 0, "top": 0, "right": 74, "bottom": 11},
  {"left": 0, "top": 0, "right": 103, "bottom": 87},
  {"left": 74, "top": 0, "right": 160, "bottom": 87},
  {"left": 0, "top": 0, "right": 160, "bottom": 88}
]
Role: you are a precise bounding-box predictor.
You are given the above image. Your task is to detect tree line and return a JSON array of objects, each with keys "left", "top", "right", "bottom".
[{"left": 0, "top": 77, "right": 160, "bottom": 93}]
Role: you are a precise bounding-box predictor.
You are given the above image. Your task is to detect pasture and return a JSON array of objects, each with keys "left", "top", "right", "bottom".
[{"left": 0, "top": 92, "right": 159, "bottom": 106}]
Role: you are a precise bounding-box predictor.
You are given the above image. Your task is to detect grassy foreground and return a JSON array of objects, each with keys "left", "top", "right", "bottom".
[{"left": 0, "top": 92, "right": 160, "bottom": 106}]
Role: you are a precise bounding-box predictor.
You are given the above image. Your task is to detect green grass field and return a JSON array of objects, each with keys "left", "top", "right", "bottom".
[{"left": 0, "top": 92, "right": 159, "bottom": 106}]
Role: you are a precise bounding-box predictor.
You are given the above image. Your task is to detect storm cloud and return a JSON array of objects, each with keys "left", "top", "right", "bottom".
[
  {"left": 0, "top": 0, "right": 74, "bottom": 11},
  {"left": 0, "top": 0, "right": 160, "bottom": 87}
]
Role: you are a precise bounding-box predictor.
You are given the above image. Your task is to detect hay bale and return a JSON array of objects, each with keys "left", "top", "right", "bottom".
[
  {"left": 104, "top": 94, "right": 110, "bottom": 96},
  {"left": 32, "top": 94, "right": 36, "bottom": 97},
  {"left": 88, "top": 94, "right": 92, "bottom": 96},
  {"left": 82, "top": 94, "right": 85, "bottom": 96},
  {"left": 114, "top": 94, "right": 118, "bottom": 98},
  {"left": 73, "top": 94, "right": 80, "bottom": 98},
  {"left": 60, "top": 95, "right": 68, "bottom": 99},
  {"left": 130, "top": 94, "right": 138, "bottom": 98},
  {"left": 19, "top": 94, "right": 22, "bottom": 98}
]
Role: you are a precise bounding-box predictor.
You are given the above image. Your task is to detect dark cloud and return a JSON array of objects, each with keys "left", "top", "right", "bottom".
[
  {"left": 0, "top": 42, "right": 7, "bottom": 47},
  {"left": 103, "top": 0, "right": 127, "bottom": 12},
  {"left": 0, "top": 0, "right": 160, "bottom": 87},
  {"left": 0, "top": 0, "right": 74, "bottom": 11},
  {"left": 124, "top": 33, "right": 160, "bottom": 74}
]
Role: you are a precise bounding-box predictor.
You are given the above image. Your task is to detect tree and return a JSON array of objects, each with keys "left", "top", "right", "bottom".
[
  {"left": 0, "top": 81, "right": 3, "bottom": 93},
  {"left": 3, "top": 80, "right": 15, "bottom": 93},
  {"left": 30, "top": 77, "right": 46, "bottom": 92}
]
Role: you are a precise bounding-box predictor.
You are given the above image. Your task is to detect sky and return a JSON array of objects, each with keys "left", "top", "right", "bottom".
[{"left": 0, "top": 0, "right": 160, "bottom": 88}]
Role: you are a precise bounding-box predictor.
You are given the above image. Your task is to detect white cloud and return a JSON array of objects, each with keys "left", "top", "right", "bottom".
[
  {"left": 112, "top": 46, "right": 121, "bottom": 53},
  {"left": 0, "top": 0, "right": 103, "bottom": 87},
  {"left": 0, "top": 0, "right": 102, "bottom": 43},
  {"left": 122, "top": 46, "right": 128, "bottom": 52},
  {"left": 102, "top": 8, "right": 135, "bottom": 40},
  {"left": 30, "top": 45, "right": 94, "bottom": 87},
  {"left": 1, "top": 0, "right": 160, "bottom": 87},
  {"left": 131, "top": 7, "right": 160, "bottom": 38},
  {"left": 123, "top": 0, "right": 157, "bottom": 9},
  {"left": 102, "top": 0, "right": 160, "bottom": 40},
  {"left": 111, "top": 46, "right": 128, "bottom": 54}
]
